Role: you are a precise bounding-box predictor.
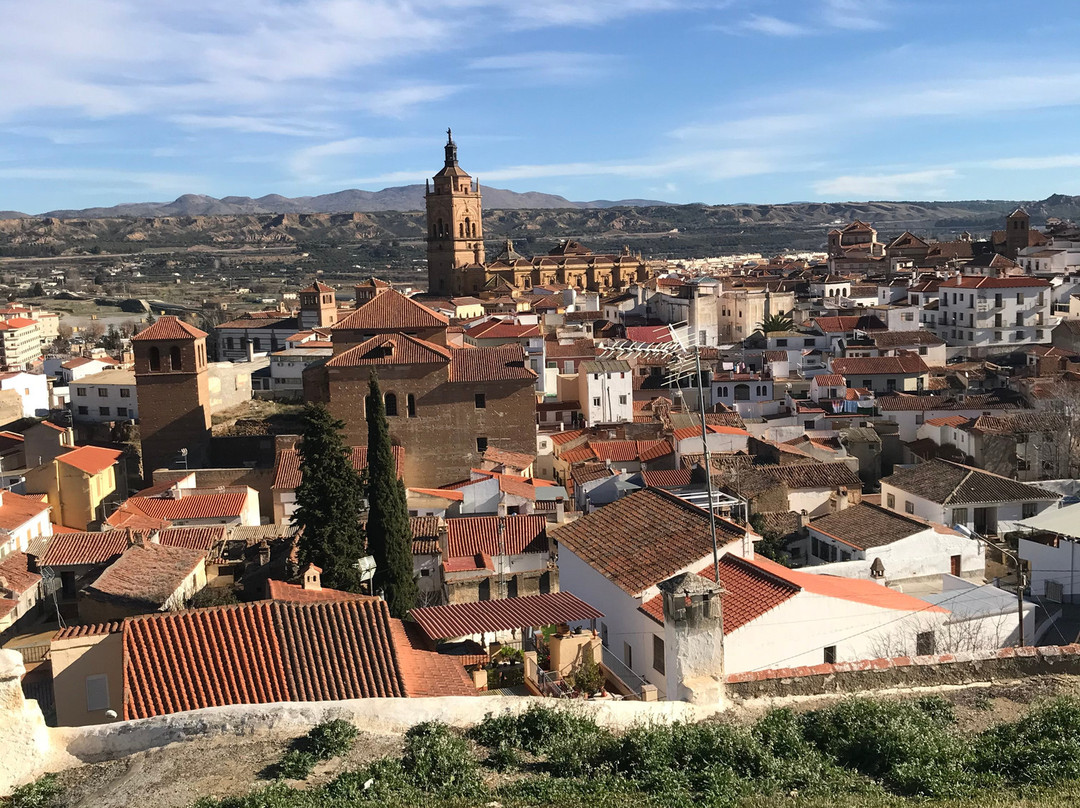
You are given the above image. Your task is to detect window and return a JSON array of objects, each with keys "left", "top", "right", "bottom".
[
  {"left": 1017, "top": 292, "right": 1024, "bottom": 304},
  {"left": 624, "top": 641, "right": 633, "bottom": 670},
  {"left": 804, "top": 338, "right": 815, "bottom": 347},
  {"left": 149, "top": 347, "right": 161, "bottom": 371},
  {"left": 77, "top": 406, "right": 88, "bottom": 416},
  {"left": 600, "top": 622, "right": 609, "bottom": 647},
  {"left": 98, "top": 388, "right": 108, "bottom": 397},
  {"left": 592, "top": 397, "right": 601, "bottom": 407},
  {"left": 76, "top": 387, "right": 86, "bottom": 396},
  {"left": 226, "top": 337, "right": 235, "bottom": 350},
  {"left": 915, "top": 413, "right": 924, "bottom": 425},
  {"left": 862, "top": 379, "right": 871, "bottom": 389},
  {"left": 1023, "top": 502, "right": 1038, "bottom": 519},
  {"left": 952, "top": 508, "right": 968, "bottom": 525},
  {"left": 619, "top": 395, "right": 628, "bottom": 405},
  {"left": 86, "top": 674, "right": 110, "bottom": 712},
  {"left": 407, "top": 393, "right": 416, "bottom": 418},
  {"left": 99, "top": 407, "right": 110, "bottom": 416},
  {"left": 904, "top": 501, "right": 915, "bottom": 514},
  {"left": 419, "top": 568, "right": 430, "bottom": 577},
  {"left": 120, "top": 389, "right": 130, "bottom": 398},
  {"left": 384, "top": 392, "right": 397, "bottom": 416},
  {"left": 474, "top": 393, "right": 486, "bottom": 409},
  {"left": 776, "top": 338, "right": 788, "bottom": 347},
  {"left": 887, "top": 493, "right": 895, "bottom": 509},
  {"left": 476, "top": 436, "right": 488, "bottom": 453},
  {"left": 916, "top": 631, "right": 936, "bottom": 656},
  {"left": 170, "top": 345, "right": 182, "bottom": 371},
  {"left": 117, "top": 407, "right": 128, "bottom": 417},
  {"left": 653, "top": 635, "right": 665, "bottom": 674},
  {"left": 919, "top": 347, "right": 928, "bottom": 356},
  {"left": 823, "top": 646, "right": 837, "bottom": 664}
]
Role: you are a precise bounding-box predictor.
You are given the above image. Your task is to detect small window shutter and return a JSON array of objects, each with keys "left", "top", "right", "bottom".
[{"left": 86, "top": 674, "right": 110, "bottom": 712}]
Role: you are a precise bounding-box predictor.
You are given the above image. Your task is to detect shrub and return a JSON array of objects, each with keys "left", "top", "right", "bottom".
[
  {"left": 467, "top": 703, "right": 605, "bottom": 757},
  {"left": 323, "top": 757, "right": 413, "bottom": 803},
  {"left": 302, "top": 719, "right": 358, "bottom": 760},
  {"left": 275, "top": 749, "right": 317, "bottom": 780},
  {"left": 9, "top": 775, "right": 63, "bottom": 808},
  {"left": 973, "top": 697, "right": 1080, "bottom": 786},
  {"left": 570, "top": 650, "right": 605, "bottom": 696},
  {"left": 484, "top": 741, "right": 523, "bottom": 771},
  {"left": 401, "top": 721, "right": 483, "bottom": 796}
]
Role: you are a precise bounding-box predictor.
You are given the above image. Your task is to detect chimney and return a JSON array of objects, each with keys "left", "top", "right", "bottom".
[
  {"left": 798, "top": 509, "right": 811, "bottom": 528},
  {"left": 302, "top": 563, "right": 322, "bottom": 590},
  {"left": 258, "top": 540, "right": 271, "bottom": 567},
  {"left": 246, "top": 340, "right": 255, "bottom": 362}
]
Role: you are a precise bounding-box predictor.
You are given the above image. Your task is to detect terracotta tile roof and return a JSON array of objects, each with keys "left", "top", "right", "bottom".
[
  {"left": 761, "top": 462, "right": 862, "bottom": 490},
  {"left": 544, "top": 338, "right": 597, "bottom": 359},
  {"left": 389, "top": 619, "right": 477, "bottom": 697},
  {"left": 571, "top": 463, "right": 613, "bottom": 486},
  {"left": 764, "top": 350, "right": 789, "bottom": 362},
  {"left": 0, "top": 316, "right": 38, "bottom": 329},
  {"left": 590, "top": 439, "right": 672, "bottom": 462},
  {"left": 267, "top": 578, "right": 376, "bottom": 603},
  {"left": 445, "top": 515, "right": 548, "bottom": 559},
  {"left": 325, "top": 333, "right": 450, "bottom": 368},
  {"left": 154, "top": 526, "right": 228, "bottom": 553},
  {"left": 109, "top": 491, "right": 248, "bottom": 526},
  {"left": 552, "top": 488, "right": 750, "bottom": 597},
  {"left": 883, "top": 459, "right": 1058, "bottom": 505},
  {"left": 812, "top": 374, "right": 847, "bottom": 388},
  {"left": 0, "top": 491, "right": 51, "bottom": 531},
  {"left": 83, "top": 543, "right": 205, "bottom": 608},
  {"left": 123, "top": 599, "right": 433, "bottom": 719},
  {"left": 639, "top": 468, "right": 693, "bottom": 488},
  {"left": 550, "top": 428, "right": 587, "bottom": 446},
  {"left": 873, "top": 330, "right": 945, "bottom": 348},
  {"left": 409, "top": 486, "right": 465, "bottom": 501},
  {"left": 465, "top": 321, "right": 541, "bottom": 340},
  {"left": 301, "top": 280, "right": 335, "bottom": 293},
  {"left": 39, "top": 531, "right": 129, "bottom": 567},
  {"left": 132, "top": 316, "right": 207, "bottom": 341},
  {"left": 482, "top": 446, "right": 534, "bottom": 470},
  {"left": 54, "top": 621, "right": 122, "bottom": 640},
  {"left": 411, "top": 516, "right": 441, "bottom": 555},
  {"left": 443, "top": 554, "right": 492, "bottom": 572},
  {"left": 333, "top": 289, "right": 448, "bottom": 331},
  {"left": 411, "top": 592, "right": 603, "bottom": 640},
  {"left": 808, "top": 503, "right": 931, "bottom": 550},
  {"left": 560, "top": 445, "right": 596, "bottom": 464},
  {"left": 55, "top": 445, "right": 123, "bottom": 475},
  {"left": 448, "top": 344, "right": 536, "bottom": 383},
  {"left": 832, "top": 355, "right": 928, "bottom": 376},
  {"left": 0, "top": 551, "right": 41, "bottom": 596},
  {"left": 814, "top": 315, "right": 887, "bottom": 333},
  {"left": 924, "top": 415, "right": 972, "bottom": 428},
  {"left": 624, "top": 326, "right": 672, "bottom": 343},
  {"left": 273, "top": 445, "right": 404, "bottom": 489}
]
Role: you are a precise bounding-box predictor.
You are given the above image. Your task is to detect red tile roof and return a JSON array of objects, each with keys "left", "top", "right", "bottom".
[
  {"left": 267, "top": 578, "right": 376, "bottom": 603},
  {"left": 625, "top": 326, "right": 672, "bottom": 343},
  {"left": 411, "top": 592, "right": 603, "bottom": 640},
  {"left": 588, "top": 439, "right": 672, "bottom": 463},
  {"left": 812, "top": 374, "right": 847, "bottom": 388},
  {"left": 639, "top": 468, "right": 693, "bottom": 488},
  {"left": 552, "top": 488, "right": 752, "bottom": 597},
  {"left": 0, "top": 491, "right": 50, "bottom": 531},
  {"left": 482, "top": 446, "right": 535, "bottom": 470},
  {"left": 109, "top": 491, "right": 248, "bottom": 526},
  {"left": 814, "top": 315, "right": 887, "bottom": 333},
  {"left": 55, "top": 445, "right": 123, "bottom": 476},
  {"left": 333, "top": 289, "right": 448, "bottom": 331},
  {"left": 54, "top": 622, "right": 122, "bottom": 640},
  {"left": 445, "top": 515, "right": 548, "bottom": 559},
  {"left": 448, "top": 344, "right": 536, "bottom": 383},
  {"left": 409, "top": 487, "right": 465, "bottom": 501},
  {"left": 132, "top": 316, "right": 207, "bottom": 341},
  {"left": 122, "top": 599, "right": 471, "bottom": 718},
  {"left": 0, "top": 551, "right": 41, "bottom": 596},
  {"left": 273, "top": 445, "right": 404, "bottom": 489},
  {"left": 832, "top": 355, "right": 928, "bottom": 376},
  {"left": 39, "top": 531, "right": 129, "bottom": 567},
  {"left": 559, "top": 445, "right": 596, "bottom": 463},
  {"left": 550, "top": 428, "right": 587, "bottom": 446},
  {"left": 465, "top": 321, "right": 541, "bottom": 340},
  {"left": 155, "top": 526, "right": 228, "bottom": 553},
  {"left": 325, "top": 333, "right": 450, "bottom": 368}
]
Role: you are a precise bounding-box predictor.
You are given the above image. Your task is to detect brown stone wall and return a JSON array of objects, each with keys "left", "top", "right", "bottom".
[
  {"left": 325, "top": 363, "right": 537, "bottom": 489},
  {"left": 136, "top": 371, "right": 211, "bottom": 482}
]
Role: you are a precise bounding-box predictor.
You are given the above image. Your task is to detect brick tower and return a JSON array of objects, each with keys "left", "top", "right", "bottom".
[
  {"left": 132, "top": 316, "right": 211, "bottom": 483},
  {"left": 426, "top": 129, "right": 485, "bottom": 296},
  {"left": 1005, "top": 207, "right": 1030, "bottom": 259},
  {"left": 298, "top": 280, "right": 337, "bottom": 329}
]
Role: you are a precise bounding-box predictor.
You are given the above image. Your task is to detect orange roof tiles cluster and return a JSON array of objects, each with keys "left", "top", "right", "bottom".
[
  {"left": 445, "top": 515, "right": 548, "bottom": 559},
  {"left": 39, "top": 531, "right": 130, "bottom": 567},
  {"left": 273, "top": 445, "right": 404, "bottom": 489},
  {"left": 448, "top": 343, "right": 536, "bottom": 383},
  {"left": 132, "top": 316, "right": 207, "bottom": 341},
  {"left": 55, "top": 445, "right": 123, "bottom": 476},
  {"left": 83, "top": 543, "right": 206, "bottom": 607},
  {"left": 0, "top": 490, "right": 51, "bottom": 531},
  {"left": 411, "top": 591, "right": 603, "bottom": 640},
  {"left": 325, "top": 333, "right": 450, "bottom": 368},
  {"left": 333, "top": 289, "right": 448, "bottom": 331}
]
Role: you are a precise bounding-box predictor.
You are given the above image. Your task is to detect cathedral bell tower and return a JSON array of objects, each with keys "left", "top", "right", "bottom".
[{"left": 426, "top": 129, "right": 485, "bottom": 296}]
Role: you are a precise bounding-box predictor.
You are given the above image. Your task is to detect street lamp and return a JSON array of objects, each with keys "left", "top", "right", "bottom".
[{"left": 953, "top": 523, "right": 1027, "bottom": 647}]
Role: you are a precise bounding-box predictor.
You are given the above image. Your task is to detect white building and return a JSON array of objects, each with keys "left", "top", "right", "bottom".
[
  {"left": 267, "top": 345, "right": 332, "bottom": 401},
  {"left": 0, "top": 489, "right": 52, "bottom": 559},
  {"left": 576, "top": 359, "right": 632, "bottom": 425},
  {"left": 69, "top": 369, "right": 138, "bottom": 424},
  {"left": 0, "top": 371, "right": 49, "bottom": 419},
  {"left": 936, "top": 276, "right": 1053, "bottom": 348},
  {"left": 880, "top": 459, "right": 1059, "bottom": 535},
  {"left": 1018, "top": 502, "right": 1080, "bottom": 604},
  {"left": 0, "top": 317, "right": 42, "bottom": 370}
]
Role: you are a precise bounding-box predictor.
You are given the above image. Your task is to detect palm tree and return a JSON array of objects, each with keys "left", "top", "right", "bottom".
[{"left": 754, "top": 312, "right": 795, "bottom": 335}]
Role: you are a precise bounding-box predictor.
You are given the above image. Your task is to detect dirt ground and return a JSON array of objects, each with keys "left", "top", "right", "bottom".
[{"left": 43, "top": 674, "right": 1080, "bottom": 808}]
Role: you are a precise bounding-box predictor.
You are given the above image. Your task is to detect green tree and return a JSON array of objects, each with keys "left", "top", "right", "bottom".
[
  {"left": 31, "top": 281, "right": 44, "bottom": 297},
  {"left": 292, "top": 404, "right": 367, "bottom": 592},
  {"left": 754, "top": 312, "right": 795, "bottom": 335},
  {"left": 365, "top": 372, "right": 418, "bottom": 618}
]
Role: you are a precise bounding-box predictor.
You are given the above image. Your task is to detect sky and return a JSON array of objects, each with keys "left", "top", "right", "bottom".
[{"left": 4, "top": 0, "right": 1080, "bottom": 213}]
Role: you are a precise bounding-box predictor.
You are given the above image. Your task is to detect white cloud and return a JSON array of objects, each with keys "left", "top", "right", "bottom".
[
  {"left": 0, "top": 166, "right": 206, "bottom": 191},
  {"left": 170, "top": 115, "right": 339, "bottom": 137},
  {"left": 988, "top": 155, "right": 1080, "bottom": 171},
  {"left": 822, "top": 0, "right": 889, "bottom": 31},
  {"left": 814, "top": 168, "right": 957, "bottom": 199},
  {"left": 738, "top": 15, "right": 812, "bottom": 37},
  {"left": 289, "top": 135, "right": 427, "bottom": 179},
  {"left": 468, "top": 52, "right": 617, "bottom": 83}
]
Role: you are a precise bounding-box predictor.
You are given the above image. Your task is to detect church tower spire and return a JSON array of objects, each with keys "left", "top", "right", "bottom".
[{"left": 426, "top": 129, "right": 485, "bottom": 296}]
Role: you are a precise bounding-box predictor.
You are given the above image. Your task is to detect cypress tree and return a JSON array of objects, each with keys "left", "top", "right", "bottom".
[
  {"left": 365, "top": 371, "right": 419, "bottom": 617},
  {"left": 292, "top": 403, "right": 367, "bottom": 592}
]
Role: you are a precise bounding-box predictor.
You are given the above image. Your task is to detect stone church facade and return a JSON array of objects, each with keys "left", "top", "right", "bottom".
[{"left": 426, "top": 131, "right": 659, "bottom": 296}]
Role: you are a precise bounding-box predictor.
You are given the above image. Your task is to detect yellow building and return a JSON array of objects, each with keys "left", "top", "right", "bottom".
[{"left": 24, "top": 445, "right": 123, "bottom": 531}]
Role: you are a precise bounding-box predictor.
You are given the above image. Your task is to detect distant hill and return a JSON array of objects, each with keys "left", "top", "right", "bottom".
[
  {"left": 0, "top": 211, "right": 28, "bottom": 219},
  {"left": 37, "top": 186, "right": 674, "bottom": 219}
]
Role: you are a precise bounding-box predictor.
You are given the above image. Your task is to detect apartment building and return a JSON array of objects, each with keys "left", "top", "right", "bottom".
[
  {"left": 70, "top": 369, "right": 138, "bottom": 423},
  {"left": 936, "top": 276, "right": 1052, "bottom": 348},
  {"left": 0, "top": 317, "right": 42, "bottom": 370}
]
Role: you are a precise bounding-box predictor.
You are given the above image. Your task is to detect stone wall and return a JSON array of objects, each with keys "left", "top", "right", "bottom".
[{"left": 725, "top": 644, "right": 1080, "bottom": 700}]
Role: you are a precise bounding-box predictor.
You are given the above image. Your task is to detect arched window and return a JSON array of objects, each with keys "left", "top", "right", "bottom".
[
  {"left": 407, "top": 393, "right": 416, "bottom": 418},
  {"left": 149, "top": 346, "right": 161, "bottom": 372},
  {"left": 459, "top": 222, "right": 464, "bottom": 238},
  {"left": 170, "top": 345, "right": 182, "bottom": 371},
  {"left": 464, "top": 217, "right": 471, "bottom": 238},
  {"left": 384, "top": 392, "right": 398, "bottom": 416},
  {"left": 471, "top": 222, "right": 477, "bottom": 237},
  {"left": 734, "top": 384, "right": 750, "bottom": 401},
  {"left": 437, "top": 218, "right": 444, "bottom": 237}
]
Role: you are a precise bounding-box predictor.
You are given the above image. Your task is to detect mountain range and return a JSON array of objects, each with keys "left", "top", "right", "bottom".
[{"left": 6, "top": 186, "right": 672, "bottom": 219}]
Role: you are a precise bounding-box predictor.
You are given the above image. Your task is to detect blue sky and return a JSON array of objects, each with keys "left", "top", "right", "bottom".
[{"left": 4, "top": 0, "right": 1080, "bottom": 213}]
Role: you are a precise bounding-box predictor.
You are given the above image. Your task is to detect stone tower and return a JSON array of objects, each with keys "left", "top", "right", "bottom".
[
  {"left": 298, "top": 280, "right": 337, "bottom": 329},
  {"left": 658, "top": 571, "right": 726, "bottom": 704},
  {"left": 426, "top": 129, "right": 485, "bottom": 296},
  {"left": 1005, "top": 207, "right": 1030, "bottom": 259},
  {"left": 132, "top": 316, "right": 211, "bottom": 484}
]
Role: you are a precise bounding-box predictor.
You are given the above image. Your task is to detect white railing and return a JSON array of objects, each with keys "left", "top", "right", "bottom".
[{"left": 601, "top": 645, "right": 652, "bottom": 696}]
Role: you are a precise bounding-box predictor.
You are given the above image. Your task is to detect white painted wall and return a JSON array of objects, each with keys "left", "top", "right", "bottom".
[{"left": 799, "top": 527, "right": 982, "bottom": 581}]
